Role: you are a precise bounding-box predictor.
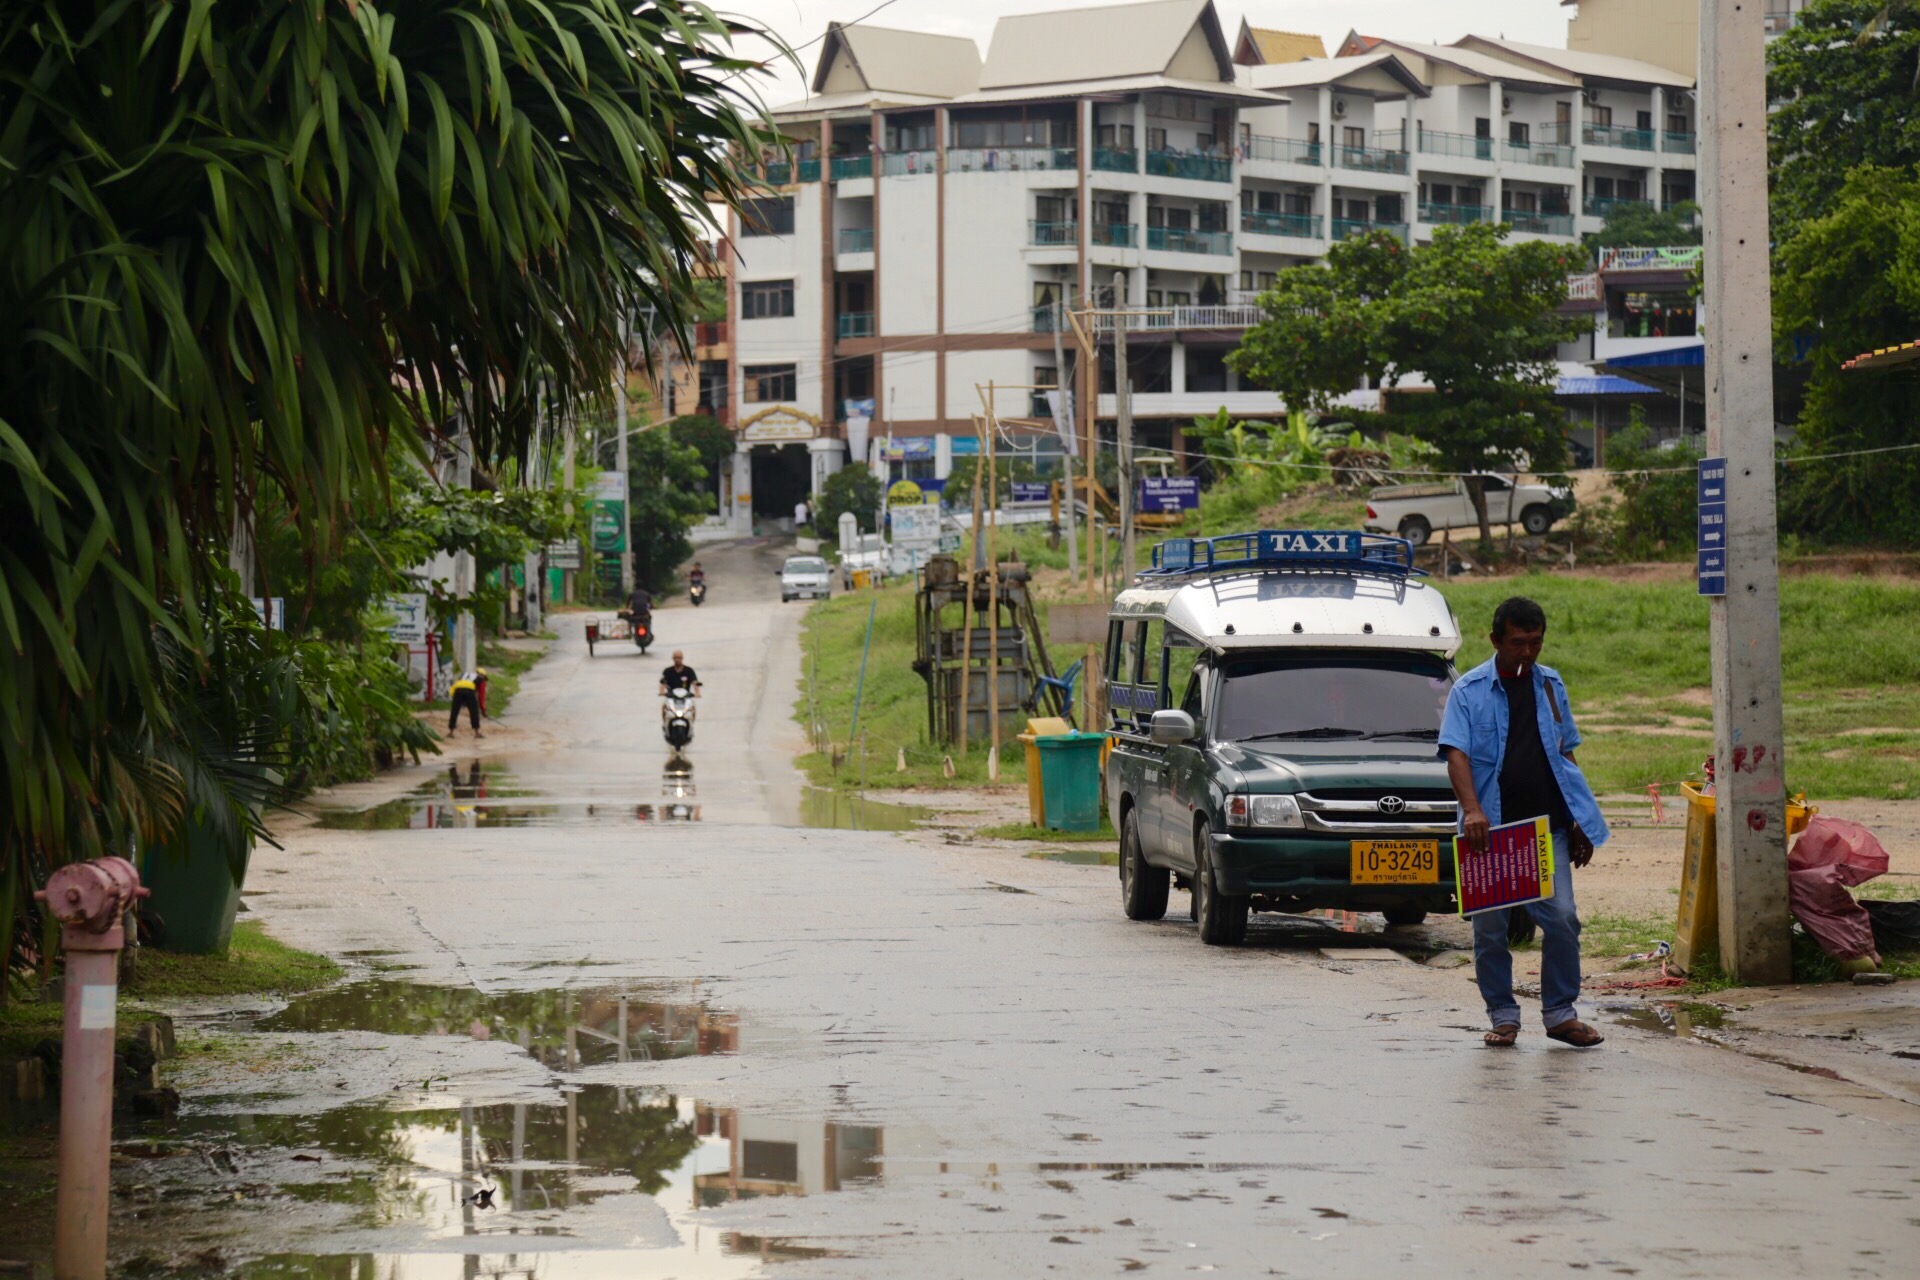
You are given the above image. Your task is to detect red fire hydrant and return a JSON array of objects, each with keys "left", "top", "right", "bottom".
[{"left": 35, "top": 856, "right": 146, "bottom": 1280}]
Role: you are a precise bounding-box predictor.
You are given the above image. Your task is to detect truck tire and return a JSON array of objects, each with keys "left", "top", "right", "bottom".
[
  {"left": 1398, "top": 515, "right": 1431, "bottom": 547},
  {"left": 1193, "top": 822, "right": 1249, "bottom": 946},
  {"left": 1120, "top": 809, "right": 1169, "bottom": 921},
  {"left": 1382, "top": 906, "right": 1428, "bottom": 927},
  {"left": 1520, "top": 504, "right": 1552, "bottom": 536}
]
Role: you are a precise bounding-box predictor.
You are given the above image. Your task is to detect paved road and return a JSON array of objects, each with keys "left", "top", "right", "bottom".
[{"left": 190, "top": 540, "right": 1919, "bottom": 1278}]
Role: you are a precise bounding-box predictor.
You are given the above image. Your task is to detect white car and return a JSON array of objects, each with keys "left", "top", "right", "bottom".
[
  {"left": 780, "top": 555, "right": 832, "bottom": 602},
  {"left": 1364, "top": 474, "right": 1573, "bottom": 547}
]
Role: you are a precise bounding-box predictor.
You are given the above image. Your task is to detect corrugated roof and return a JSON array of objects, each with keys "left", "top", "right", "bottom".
[
  {"left": 810, "top": 23, "right": 981, "bottom": 98},
  {"left": 1237, "top": 49, "right": 1427, "bottom": 97},
  {"left": 980, "top": 0, "right": 1227, "bottom": 91},
  {"left": 1843, "top": 338, "right": 1920, "bottom": 372},
  {"left": 956, "top": 74, "right": 1281, "bottom": 108},
  {"left": 1365, "top": 39, "right": 1577, "bottom": 89},
  {"left": 769, "top": 88, "right": 957, "bottom": 121},
  {"left": 1454, "top": 36, "right": 1694, "bottom": 89},
  {"left": 1242, "top": 25, "right": 1326, "bottom": 64}
]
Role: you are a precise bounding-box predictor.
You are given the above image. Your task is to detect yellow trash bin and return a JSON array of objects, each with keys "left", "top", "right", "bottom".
[
  {"left": 850, "top": 568, "right": 872, "bottom": 589},
  {"left": 1672, "top": 782, "right": 1814, "bottom": 975},
  {"left": 1019, "top": 717, "right": 1072, "bottom": 825}
]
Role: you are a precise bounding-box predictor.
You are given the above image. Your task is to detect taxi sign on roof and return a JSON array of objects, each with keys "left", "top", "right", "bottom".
[{"left": 1148, "top": 529, "right": 1419, "bottom": 578}]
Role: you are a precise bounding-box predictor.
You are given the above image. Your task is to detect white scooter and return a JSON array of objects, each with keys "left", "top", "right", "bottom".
[{"left": 663, "top": 688, "right": 696, "bottom": 756}]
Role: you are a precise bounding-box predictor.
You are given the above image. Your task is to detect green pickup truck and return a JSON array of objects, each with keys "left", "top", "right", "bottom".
[{"left": 1103, "top": 530, "right": 1463, "bottom": 945}]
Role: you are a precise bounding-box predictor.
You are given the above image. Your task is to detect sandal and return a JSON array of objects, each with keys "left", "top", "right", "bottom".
[
  {"left": 1483, "top": 1023, "right": 1520, "bottom": 1047},
  {"left": 1546, "top": 1020, "right": 1605, "bottom": 1048}
]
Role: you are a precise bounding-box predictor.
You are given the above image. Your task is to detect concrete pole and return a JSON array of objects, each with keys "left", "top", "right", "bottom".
[
  {"left": 616, "top": 325, "right": 634, "bottom": 599},
  {"left": 561, "top": 409, "right": 576, "bottom": 603},
  {"left": 37, "top": 857, "right": 146, "bottom": 1280},
  {"left": 1053, "top": 299, "right": 1079, "bottom": 582},
  {"left": 453, "top": 413, "right": 477, "bottom": 673},
  {"left": 1112, "top": 271, "right": 1135, "bottom": 580},
  {"left": 1699, "top": 0, "right": 1790, "bottom": 984}
]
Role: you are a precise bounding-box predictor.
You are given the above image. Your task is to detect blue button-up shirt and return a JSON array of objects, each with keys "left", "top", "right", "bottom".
[{"left": 1438, "top": 657, "right": 1609, "bottom": 847}]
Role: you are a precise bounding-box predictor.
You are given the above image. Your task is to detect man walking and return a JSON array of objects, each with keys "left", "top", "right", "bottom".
[{"left": 1439, "top": 597, "right": 1607, "bottom": 1048}]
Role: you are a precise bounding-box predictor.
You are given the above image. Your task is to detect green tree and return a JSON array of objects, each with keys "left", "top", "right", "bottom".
[
  {"left": 628, "top": 430, "right": 711, "bottom": 591},
  {"left": 1772, "top": 165, "right": 1920, "bottom": 542},
  {"left": 1768, "top": 1, "right": 1920, "bottom": 239},
  {"left": 0, "top": 0, "right": 773, "bottom": 973},
  {"left": 669, "top": 415, "right": 737, "bottom": 513},
  {"left": 1231, "top": 225, "right": 1586, "bottom": 545},
  {"left": 1586, "top": 199, "right": 1702, "bottom": 248},
  {"left": 816, "top": 464, "right": 884, "bottom": 535}
]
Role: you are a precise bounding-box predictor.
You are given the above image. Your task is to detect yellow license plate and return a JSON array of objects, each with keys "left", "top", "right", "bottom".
[{"left": 1350, "top": 840, "right": 1440, "bottom": 885}]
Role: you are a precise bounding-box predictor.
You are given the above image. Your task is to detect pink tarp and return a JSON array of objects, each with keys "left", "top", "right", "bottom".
[{"left": 1787, "top": 817, "right": 1890, "bottom": 964}]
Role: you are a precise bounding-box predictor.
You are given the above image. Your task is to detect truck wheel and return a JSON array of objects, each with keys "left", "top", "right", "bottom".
[
  {"left": 1520, "top": 504, "right": 1552, "bottom": 536},
  {"left": 1194, "top": 822, "right": 1248, "bottom": 946},
  {"left": 1382, "top": 906, "right": 1428, "bottom": 927},
  {"left": 1120, "top": 809, "right": 1169, "bottom": 921},
  {"left": 1398, "top": 516, "right": 1431, "bottom": 547}
]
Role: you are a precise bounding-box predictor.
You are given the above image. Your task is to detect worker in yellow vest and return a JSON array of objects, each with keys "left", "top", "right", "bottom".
[{"left": 449, "top": 669, "right": 488, "bottom": 739}]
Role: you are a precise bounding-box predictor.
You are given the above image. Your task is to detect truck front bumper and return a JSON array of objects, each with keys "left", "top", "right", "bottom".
[{"left": 1208, "top": 831, "right": 1458, "bottom": 913}]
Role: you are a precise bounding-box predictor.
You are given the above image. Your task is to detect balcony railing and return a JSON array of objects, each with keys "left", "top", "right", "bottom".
[
  {"left": 1582, "top": 123, "right": 1656, "bottom": 151},
  {"left": 1333, "top": 218, "right": 1408, "bottom": 241},
  {"left": 880, "top": 150, "right": 936, "bottom": 176},
  {"left": 1241, "top": 210, "right": 1323, "bottom": 240},
  {"left": 1418, "top": 129, "right": 1497, "bottom": 161},
  {"left": 759, "top": 158, "right": 822, "bottom": 183},
  {"left": 1089, "top": 304, "right": 1263, "bottom": 333},
  {"left": 947, "top": 145, "right": 1076, "bottom": 173},
  {"left": 1093, "top": 146, "right": 1138, "bottom": 173},
  {"left": 1662, "top": 131, "right": 1696, "bottom": 154},
  {"left": 837, "top": 227, "right": 874, "bottom": 254},
  {"left": 1092, "top": 222, "right": 1137, "bottom": 247},
  {"left": 837, "top": 312, "right": 874, "bottom": 339},
  {"left": 1503, "top": 139, "right": 1575, "bottom": 167},
  {"left": 1030, "top": 219, "right": 1078, "bottom": 246},
  {"left": 1146, "top": 226, "right": 1233, "bottom": 255},
  {"left": 1334, "top": 144, "right": 1410, "bottom": 174},
  {"left": 1566, "top": 273, "right": 1600, "bottom": 301},
  {"left": 1146, "top": 149, "right": 1233, "bottom": 182},
  {"left": 1502, "top": 209, "right": 1575, "bottom": 236},
  {"left": 694, "top": 320, "right": 730, "bottom": 348},
  {"left": 1584, "top": 194, "right": 1653, "bottom": 218},
  {"left": 1243, "top": 134, "right": 1321, "bottom": 166},
  {"left": 1597, "top": 245, "right": 1704, "bottom": 273},
  {"left": 829, "top": 154, "right": 872, "bottom": 181},
  {"left": 1420, "top": 201, "right": 1494, "bottom": 226}
]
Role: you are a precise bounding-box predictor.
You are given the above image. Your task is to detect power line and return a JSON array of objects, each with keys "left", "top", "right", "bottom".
[{"left": 721, "top": 0, "right": 909, "bottom": 86}]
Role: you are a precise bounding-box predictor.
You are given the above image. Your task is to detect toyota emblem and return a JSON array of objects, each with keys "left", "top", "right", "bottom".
[{"left": 1377, "top": 795, "right": 1406, "bottom": 815}]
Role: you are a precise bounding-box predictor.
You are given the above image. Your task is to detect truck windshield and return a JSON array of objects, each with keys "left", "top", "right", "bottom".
[{"left": 1214, "top": 652, "right": 1454, "bottom": 744}]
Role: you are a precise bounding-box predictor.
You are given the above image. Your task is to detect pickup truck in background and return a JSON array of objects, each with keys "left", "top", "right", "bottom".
[{"left": 1363, "top": 475, "right": 1573, "bottom": 546}]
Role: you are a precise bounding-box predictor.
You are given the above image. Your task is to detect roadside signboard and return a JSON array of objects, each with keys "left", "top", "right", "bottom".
[
  {"left": 890, "top": 504, "right": 942, "bottom": 544},
  {"left": 1009, "top": 482, "right": 1051, "bottom": 505},
  {"left": 249, "top": 598, "right": 287, "bottom": 631},
  {"left": 1140, "top": 475, "right": 1200, "bottom": 513},
  {"left": 382, "top": 593, "right": 430, "bottom": 644},
  {"left": 547, "top": 541, "right": 583, "bottom": 570},
  {"left": 1697, "top": 456, "right": 1727, "bottom": 596}
]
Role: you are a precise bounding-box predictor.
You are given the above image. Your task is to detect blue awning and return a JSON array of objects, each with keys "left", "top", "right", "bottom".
[
  {"left": 1605, "top": 343, "right": 1705, "bottom": 368},
  {"left": 1556, "top": 374, "right": 1653, "bottom": 395}
]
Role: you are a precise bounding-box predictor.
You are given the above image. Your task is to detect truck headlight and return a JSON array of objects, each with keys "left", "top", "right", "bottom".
[{"left": 1249, "top": 795, "right": 1303, "bottom": 829}]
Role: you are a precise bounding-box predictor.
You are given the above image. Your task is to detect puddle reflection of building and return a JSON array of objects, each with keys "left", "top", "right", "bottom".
[{"left": 692, "top": 1110, "right": 884, "bottom": 1207}]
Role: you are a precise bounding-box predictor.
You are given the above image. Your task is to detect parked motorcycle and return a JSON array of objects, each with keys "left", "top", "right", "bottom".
[
  {"left": 689, "top": 580, "right": 707, "bottom": 607},
  {"left": 663, "top": 687, "right": 695, "bottom": 755}
]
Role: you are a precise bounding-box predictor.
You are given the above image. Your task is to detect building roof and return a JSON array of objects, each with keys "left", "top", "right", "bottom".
[
  {"left": 1451, "top": 35, "right": 1695, "bottom": 89},
  {"left": 1335, "top": 31, "right": 1385, "bottom": 57},
  {"left": 1237, "top": 49, "right": 1428, "bottom": 98},
  {"left": 959, "top": 74, "right": 1281, "bottom": 107},
  {"left": 1360, "top": 38, "right": 1577, "bottom": 91},
  {"left": 979, "top": 0, "right": 1232, "bottom": 91},
  {"left": 1843, "top": 338, "right": 1920, "bottom": 372},
  {"left": 768, "top": 88, "right": 957, "bottom": 121},
  {"left": 1233, "top": 20, "right": 1327, "bottom": 65},
  {"left": 808, "top": 22, "right": 982, "bottom": 99}
]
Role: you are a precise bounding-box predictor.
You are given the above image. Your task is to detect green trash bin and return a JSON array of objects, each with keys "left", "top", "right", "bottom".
[
  {"left": 142, "top": 811, "right": 250, "bottom": 955},
  {"left": 1036, "top": 732, "right": 1106, "bottom": 832}
]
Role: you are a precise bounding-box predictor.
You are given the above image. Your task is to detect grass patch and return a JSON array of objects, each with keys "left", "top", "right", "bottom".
[
  {"left": 1579, "top": 911, "right": 1674, "bottom": 959},
  {"left": 977, "top": 820, "right": 1115, "bottom": 843},
  {"left": 124, "top": 920, "right": 341, "bottom": 1000}
]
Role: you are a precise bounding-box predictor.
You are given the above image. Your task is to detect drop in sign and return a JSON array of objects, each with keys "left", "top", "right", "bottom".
[{"left": 1697, "top": 457, "right": 1727, "bottom": 597}]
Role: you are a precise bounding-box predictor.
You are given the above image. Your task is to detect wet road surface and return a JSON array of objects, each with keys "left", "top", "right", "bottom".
[{"left": 118, "top": 538, "right": 1919, "bottom": 1277}]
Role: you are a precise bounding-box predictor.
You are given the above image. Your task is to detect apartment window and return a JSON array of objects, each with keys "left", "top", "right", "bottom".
[
  {"left": 953, "top": 116, "right": 1052, "bottom": 148},
  {"left": 1343, "top": 198, "right": 1371, "bottom": 222},
  {"left": 889, "top": 121, "right": 936, "bottom": 150},
  {"left": 1197, "top": 205, "right": 1227, "bottom": 232},
  {"left": 1096, "top": 199, "right": 1129, "bottom": 226},
  {"left": 740, "top": 280, "right": 794, "bottom": 320},
  {"left": 1035, "top": 195, "right": 1073, "bottom": 224},
  {"left": 1145, "top": 289, "right": 1163, "bottom": 306},
  {"left": 1342, "top": 126, "right": 1366, "bottom": 151},
  {"left": 1508, "top": 121, "right": 1530, "bottom": 145},
  {"left": 1591, "top": 176, "right": 1616, "bottom": 199},
  {"left": 1377, "top": 195, "right": 1404, "bottom": 222},
  {"left": 1098, "top": 123, "right": 1136, "bottom": 148},
  {"left": 1258, "top": 271, "right": 1276, "bottom": 290},
  {"left": 1587, "top": 104, "right": 1614, "bottom": 127},
  {"left": 1167, "top": 291, "right": 1191, "bottom": 306},
  {"left": 1196, "top": 133, "right": 1215, "bottom": 152},
  {"left": 1147, "top": 127, "right": 1168, "bottom": 152},
  {"left": 1146, "top": 205, "right": 1166, "bottom": 228},
  {"left": 740, "top": 196, "right": 794, "bottom": 237},
  {"left": 743, "top": 364, "right": 796, "bottom": 403},
  {"left": 1667, "top": 112, "right": 1689, "bottom": 134},
  {"left": 1306, "top": 122, "right": 1321, "bottom": 144},
  {"left": 1505, "top": 190, "right": 1538, "bottom": 213},
  {"left": 1636, "top": 111, "right": 1653, "bottom": 131},
  {"left": 1165, "top": 207, "right": 1193, "bottom": 231},
  {"left": 1283, "top": 190, "right": 1312, "bottom": 216},
  {"left": 1474, "top": 117, "right": 1491, "bottom": 139},
  {"left": 1554, "top": 101, "right": 1573, "bottom": 144},
  {"left": 1238, "top": 270, "right": 1254, "bottom": 290}
]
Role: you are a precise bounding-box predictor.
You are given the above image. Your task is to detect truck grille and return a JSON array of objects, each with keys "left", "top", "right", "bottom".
[{"left": 1296, "top": 789, "right": 1458, "bottom": 835}]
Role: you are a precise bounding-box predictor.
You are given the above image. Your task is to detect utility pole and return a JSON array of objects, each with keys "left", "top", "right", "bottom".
[
  {"left": 1052, "top": 298, "right": 1078, "bottom": 582},
  {"left": 1111, "top": 270, "right": 1135, "bottom": 580},
  {"left": 615, "top": 320, "right": 634, "bottom": 599},
  {"left": 1700, "top": 0, "right": 1790, "bottom": 983},
  {"left": 453, "top": 411, "right": 476, "bottom": 673},
  {"left": 561, "top": 408, "right": 576, "bottom": 603}
]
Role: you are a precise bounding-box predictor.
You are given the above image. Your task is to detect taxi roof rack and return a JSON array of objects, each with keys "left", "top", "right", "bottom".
[{"left": 1145, "top": 529, "right": 1423, "bottom": 579}]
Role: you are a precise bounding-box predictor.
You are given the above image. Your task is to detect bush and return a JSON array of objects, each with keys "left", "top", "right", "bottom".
[
  {"left": 817, "top": 464, "right": 883, "bottom": 534},
  {"left": 1604, "top": 418, "right": 1702, "bottom": 559}
]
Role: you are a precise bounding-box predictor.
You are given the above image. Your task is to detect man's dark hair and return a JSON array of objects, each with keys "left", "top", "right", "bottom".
[{"left": 1491, "top": 596, "right": 1548, "bottom": 640}]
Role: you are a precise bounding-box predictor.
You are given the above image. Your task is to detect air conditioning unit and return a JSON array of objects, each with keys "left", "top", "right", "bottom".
[
  {"left": 1502, "top": 95, "right": 1514, "bottom": 112},
  {"left": 1332, "top": 98, "right": 1349, "bottom": 118}
]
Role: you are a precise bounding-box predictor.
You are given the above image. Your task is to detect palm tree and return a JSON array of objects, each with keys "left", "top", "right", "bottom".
[{"left": 0, "top": 0, "right": 777, "bottom": 981}]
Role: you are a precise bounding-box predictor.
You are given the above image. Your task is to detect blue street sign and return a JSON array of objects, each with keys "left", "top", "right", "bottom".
[
  {"left": 1010, "top": 481, "right": 1051, "bottom": 504},
  {"left": 1697, "top": 457, "right": 1728, "bottom": 597},
  {"left": 1140, "top": 475, "right": 1201, "bottom": 513}
]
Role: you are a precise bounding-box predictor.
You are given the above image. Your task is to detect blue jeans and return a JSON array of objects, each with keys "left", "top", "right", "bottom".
[{"left": 1471, "top": 829, "right": 1582, "bottom": 1030}]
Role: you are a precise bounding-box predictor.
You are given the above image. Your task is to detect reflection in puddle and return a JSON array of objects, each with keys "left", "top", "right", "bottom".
[
  {"left": 257, "top": 981, "right": 738, "bottom": 1067},
  {"left": 1025, "top": 847, "right": 1119, "bottom": 867},
  {"left": 1611, "top": 1001, "right": 1732, "bottom": 1039},
  {"left": 797, "top": 789, "right": 932, "bottom": 832}
]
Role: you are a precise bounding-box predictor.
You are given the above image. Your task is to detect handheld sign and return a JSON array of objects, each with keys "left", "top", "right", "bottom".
[{"left": 1453, "top": 816, "right": 1557, "bottom": 916}]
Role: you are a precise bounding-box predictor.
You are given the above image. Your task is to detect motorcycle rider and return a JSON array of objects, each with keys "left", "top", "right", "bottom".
[
  {"left": 688, "top": 562, "right": 707, "bottom": 603},
  {"left": 625, "top": 583, "right": 653, "bottom": 623},
  {"left": 660, "top": 651, "right": 701, "bottom": 723}
]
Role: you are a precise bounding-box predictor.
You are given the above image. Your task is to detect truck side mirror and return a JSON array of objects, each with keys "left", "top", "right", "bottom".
[{"left": 1149, "top": 710, "right": 1197, "bottom": 745}]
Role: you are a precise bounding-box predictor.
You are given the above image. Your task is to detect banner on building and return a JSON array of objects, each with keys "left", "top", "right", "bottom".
[
  {"left": 844, "top": 398, "right": 875, "bottom": 466},
  {"left": 879, "top": 437, "right": 934, "bottom": 462}
]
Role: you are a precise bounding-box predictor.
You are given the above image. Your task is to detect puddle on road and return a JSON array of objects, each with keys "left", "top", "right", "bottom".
[
  {"left": 254, "top": 980, "right": 739, "bottom": 1067},
  {"left": 1610, "top": 1002, "right": 1732, "bottom": 1039},
  {"left": 797, "top": 789, "right": 933, "bottom": 832},
  {"left": 1025, "top": 846, "right": 1119, "bottom": 867}
]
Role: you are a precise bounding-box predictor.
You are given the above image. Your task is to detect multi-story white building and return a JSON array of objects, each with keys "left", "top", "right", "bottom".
[{"left": 718, "top": 0, "right": 1701, "bottom": 529}]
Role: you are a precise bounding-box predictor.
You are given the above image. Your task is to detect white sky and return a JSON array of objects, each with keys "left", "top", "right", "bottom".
[{"left": 717, "top": 0, "right": 1570, "bottom": 106}]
